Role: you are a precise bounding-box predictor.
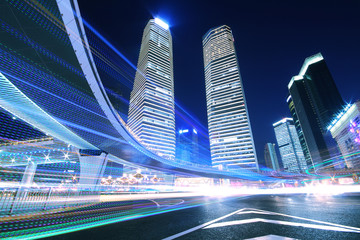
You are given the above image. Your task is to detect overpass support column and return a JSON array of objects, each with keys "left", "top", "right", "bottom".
[
  {"left": 9, "top": 161, "right": 37, "bottom": 213},
  {"left": 21, "top": 161, "right": 37, "bottom": 186},
  {"left": 78, "top": 149, "right": 108, "bottom": 191}
]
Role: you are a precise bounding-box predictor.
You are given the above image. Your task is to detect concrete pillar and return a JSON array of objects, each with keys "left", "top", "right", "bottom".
[
  {"left": 9, "top": 161, "right": 37, "bottom": 213},
  {"left": 78, "top": 150, "right": 108, "bottom": 191},
  {"left": 21, "top": 161, "right": 37, "bottom": 186}
]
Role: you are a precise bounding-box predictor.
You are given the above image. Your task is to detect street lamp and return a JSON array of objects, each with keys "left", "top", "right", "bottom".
[{"left": 151, "top": 175, "right": 159, "bottom": 183}]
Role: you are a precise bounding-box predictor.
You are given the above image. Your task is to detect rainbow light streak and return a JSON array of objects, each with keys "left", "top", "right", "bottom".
[
  {"left": 303, "top": 151, "right": 360, "bottom": 182},
  {"left": 0, "top": 194, "right": 229, "bottom": 239},
  {"left": 2, "top": 4, "right": 360, "bottom": 240},
  {"left": 23, "top": 0, "right": 216, "bottom": 170},
  {"left": 1, "top": 184, "right": 360, "bottom": 239},
  {"left": 87, "top": 35, "right": 135, "bottom": 89},
  {"left": 81, "top": 19, "right": 138, "bottom": 71}
]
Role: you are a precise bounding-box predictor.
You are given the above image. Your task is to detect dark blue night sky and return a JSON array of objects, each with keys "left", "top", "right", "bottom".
[{"left": 78, "top": 0, "right": 360, "bottom": 164}]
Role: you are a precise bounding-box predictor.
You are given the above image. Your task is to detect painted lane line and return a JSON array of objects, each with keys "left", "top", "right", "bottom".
[
  {"left": 162, "top": 208, "right": 246, "bottom": 240},
  {"left": 149, "top": 200, "right": 160, "bottom": 208},
  {"left": 160, "top": 200, "right": 185, "bottom": 208},
  {"left": 244, "top": 234, "right": 296, "bottom": 240},
  {"left": 243, "top": 208, "right": 360, "bottom": 232},
  {"left": 237, "top": 210, "right": 275, "bottom": 215},
  {"left": 204, "top": 218, "right": 360, "bottom": 233}
]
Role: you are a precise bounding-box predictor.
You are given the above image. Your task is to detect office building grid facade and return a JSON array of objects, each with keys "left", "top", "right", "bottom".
[
  {"left": 176, "top": 128, "right": 199, "bottom": 164},
  {"left": 273, "top": 118, "right": 307, "bottom": 173},
  {"left": 329, "top": 101, "right": 360, "bottom": 169},
  {"left": 288, "top": 53, "right": 343, "bottom": 168},
  {"left": 287, "top": 95, "right": 312, "bottom": 168},
  {"left": 128, "top": 19, "right": 175, "bottom": 159},
  {"left": 202, "top": 25, "right": 258, "bottom": 170},
  {"left": 264, "top": 143, "right": 280, "bottom": 171}
]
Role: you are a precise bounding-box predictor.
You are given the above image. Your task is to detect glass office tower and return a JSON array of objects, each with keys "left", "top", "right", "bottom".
[
  {"left": 273, "top": 118, "right": 307, "bottom": 173},
  {"left": 176, "top": 128, "right": 199, "bottom": 164},
  {"left": 264, "top": 143, "right": 280, "bottom": 171},
  {"left": 287, "top": 95, "right": 312, "bottom": 168},
  {"left": 288, "top": 53, "right": 344, "bottom": 168},
  {"left": 128, "top": 19, "right": 175, "bottom": 159},
  {"left": 202, "top": 25, "right": 258, "bottom": 171},
  {"left": 329, "top": 101, "right": 360, "bottom": 169}
]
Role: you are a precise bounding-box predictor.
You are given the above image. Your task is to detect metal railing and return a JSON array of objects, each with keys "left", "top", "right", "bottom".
[{"left": 0, "top": 187, "right": 99, "bottom": 215}]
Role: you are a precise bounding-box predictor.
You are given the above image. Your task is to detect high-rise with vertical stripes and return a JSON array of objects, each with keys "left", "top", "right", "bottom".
[
  {"left": 128, "top": 19, "right": 175, "bottom": 159},
  {"left": 202, "top": 25, "right": 258, "bottom": 171},
  {"left": 273, "top": 118, "right": 307, "bottom": 173}
]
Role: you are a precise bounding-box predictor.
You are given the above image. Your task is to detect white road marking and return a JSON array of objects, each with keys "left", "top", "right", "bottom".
[
  {"left": 162, "top": 208, "right": 246, "bottom": 240},
  {"left": 163, "top": 207, "right": 360, "bottom": 239},
  {"left": 150, "top": 199, "right": 185, "bottom": 208},
  {"left": 149, "top": 199, "right": 160, "bottom": 208},
  {"left": 204, "top": 218, "right": 360, "bottom": 233},
  {"left": 245, "top": 234, "right": 296, "bottom": 240},
  {"left": 241, "top": 208, "right": 360, "bottom": 232}
]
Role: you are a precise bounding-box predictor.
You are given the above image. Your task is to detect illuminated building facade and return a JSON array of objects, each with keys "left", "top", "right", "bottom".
[
  {"left": 176, "top": 128, "right": 199, "bottom": 164},
  {"left": 287, "top": 95, "right": 312, "bottom": 168},
  {"left": 273, "top": 118, "right": 307, "bottom": 173},
  {"left": 288, "top": 53, "right": 344, "bottom": 168},
  {"left": 128, "top": 19, "right": 175, "bottom": 159},
  {"left": 329, "top": 101, "right": 360, "bottom": 168},
  {"left": 202, "top": 25, "right": 258, "bottom": 171},
  {"left": 264, "top": 143, "right": 280, "bottom": 171}
]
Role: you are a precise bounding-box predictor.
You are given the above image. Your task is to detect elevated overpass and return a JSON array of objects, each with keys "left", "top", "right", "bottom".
[{"left": 0, "top": 0, "right": 275, "bottom": 188}]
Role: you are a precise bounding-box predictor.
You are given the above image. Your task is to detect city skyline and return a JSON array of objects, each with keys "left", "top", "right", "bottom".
[
  {"left": 0, "top": 1, "right": 360, "bottom": 239},
  {"left": 78, "top": 0, "right": 360, "bottom": 166}
]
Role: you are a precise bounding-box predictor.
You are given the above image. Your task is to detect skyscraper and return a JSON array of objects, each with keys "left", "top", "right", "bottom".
[
  {"left": 273, "top": 118, "right": 307, "bottom": 173},
  {"left": 128, "top": 18, "right": 175, "bottom": 159},
  {"left": 288, "top": 53, "right": 344, "bottom": 168},
  {"left": 329, "top": 101, "right": 360, "bottom": 169},
  {"left": 202, "top": 25, "right": 258, "bottom": 171},
  {"left": 287, "top": 95, "right": 312, "bottom": 167},
  {"left": 176, "top": 128, "right": 199, "bottom": 164},
  {"left": 264, "top": 143, "right": 280, "bottom": 171}
]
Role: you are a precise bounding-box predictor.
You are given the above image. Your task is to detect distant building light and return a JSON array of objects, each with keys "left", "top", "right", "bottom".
[
  {"left": 298, "top": 53, "right": 324, "bottom": 76},
  {"left": 286, "top": 95, "right": 291, "bottom": 103},
  {"left": 193, "top": 128, "right": 198, "bottom": 134},
  {"left": 154, "top": 18, "right": 169, "bottom": 30},
  {"left": 179, "top": 129, "right": 189, "bottom": 134},
  {"left": 327, "top": 103, "right": 353, "bottom": 131},
  {"left": 273, "top": 118, "right": 292, "bottom": 127}
]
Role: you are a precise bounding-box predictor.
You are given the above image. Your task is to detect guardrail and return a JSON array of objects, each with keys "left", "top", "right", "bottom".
[{"left": 0, "top": 187, "right": 98, "bottom": 215}]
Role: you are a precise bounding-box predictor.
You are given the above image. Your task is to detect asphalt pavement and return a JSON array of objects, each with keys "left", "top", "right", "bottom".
[{"left": 45, "top": 193, "right": 360, "bottom": 240}]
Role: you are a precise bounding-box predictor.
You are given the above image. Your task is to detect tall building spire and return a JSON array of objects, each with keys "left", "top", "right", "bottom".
[
  {"left": 128, "top": 19, "right": 175, "bottom": 159},
  {"left": 202, "top": 25, "right": 258, "bottom": 171}
]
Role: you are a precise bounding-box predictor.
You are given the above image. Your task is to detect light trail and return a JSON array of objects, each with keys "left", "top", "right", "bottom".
[{"left": 0, "top": 193, "right": 228, "bottom": 239}]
